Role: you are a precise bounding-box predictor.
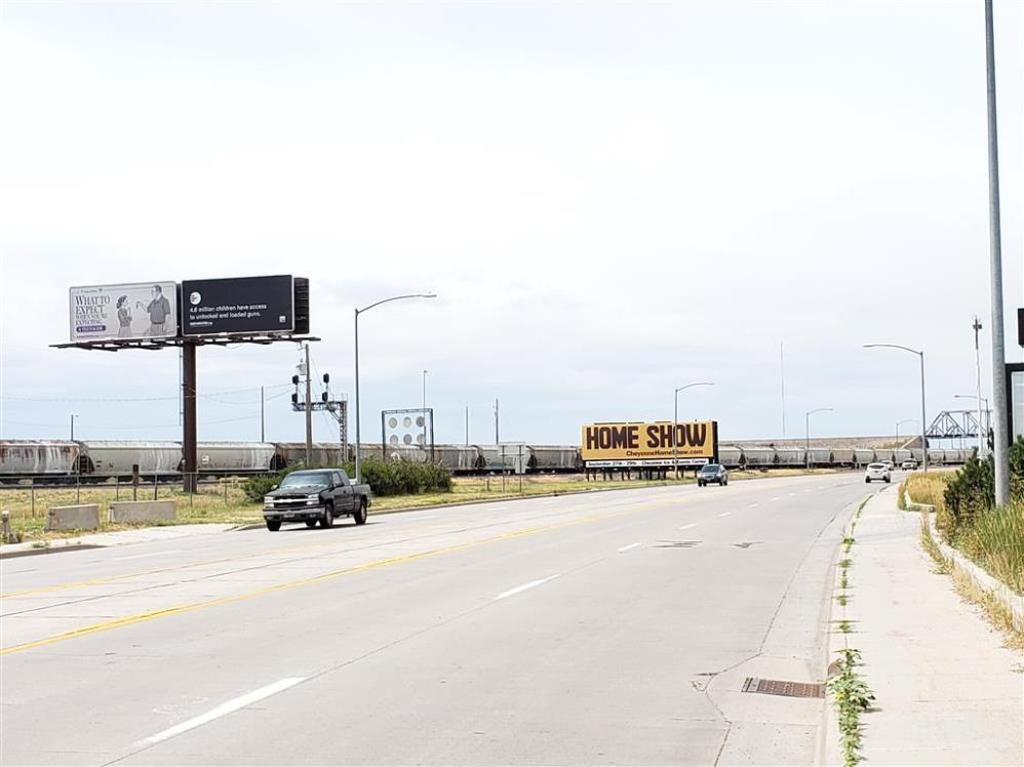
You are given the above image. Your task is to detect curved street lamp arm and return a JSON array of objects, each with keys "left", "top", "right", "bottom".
[
  {"left": 863, "top": 343, "right": 922, "bottom": 357},
  {"left": 357, "top": 293, "right": 437, "bottom": 315},
  {"left": 674, "top": 381, "right": 715, "bottom": 394}
]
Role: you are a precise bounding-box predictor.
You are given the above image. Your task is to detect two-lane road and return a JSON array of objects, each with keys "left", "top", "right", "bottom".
[{"left": 1, "top": 472, "right": 884, "bottom": 765}]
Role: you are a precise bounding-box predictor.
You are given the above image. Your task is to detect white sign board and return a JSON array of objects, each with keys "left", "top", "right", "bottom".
[{"left": 69, "top": 282, "right": 178, "bottom": 342}]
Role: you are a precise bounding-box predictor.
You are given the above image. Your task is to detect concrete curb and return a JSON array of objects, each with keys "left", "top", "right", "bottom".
[
  {"left": 906, "top": 487, "right": 1024, "bottom": 632},
  {"left": 817, "top": 491, "right": 873, "bottom": 767},
  {"left": 918, "top": 506, "right": 1024, "bottom": 633},
  {"left": 815, "top": 493, "right": 869, "bottom": 767}
]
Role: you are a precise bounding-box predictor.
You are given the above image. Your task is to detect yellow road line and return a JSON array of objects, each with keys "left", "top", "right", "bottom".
[
  {"left": 0, "top": 508, "right": 638, "bottom": 656},
  {"left": 0, "top": 496, "right": 685, "bottom": 600}
]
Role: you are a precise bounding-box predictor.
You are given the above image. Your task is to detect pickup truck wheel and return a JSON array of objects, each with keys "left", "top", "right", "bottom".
[
  {"left": 266, "top": 520, "right": 281, "bottom": 532},
  {"left": 354, "top": 499, "right": 367, "bottom": 525},
  {"left": 320, "top": 503, "right": 334, "bottom": 529},
  {"left": 305, "top": 520, "right": 318, "bottom": 529}
]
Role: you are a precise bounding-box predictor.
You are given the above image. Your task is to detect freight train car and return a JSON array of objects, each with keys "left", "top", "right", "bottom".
[
  {"left": 79, "top": 441, "right": 182, "bottom": 477},
  {"left": 528, "top": 445, "right": 582, "bottom": 473},
  {"left": 718, "top": 446, "right": 743, "bottom": 468},
  {"left": 0, "top": 440, "right": 79, "bottom": 479}
]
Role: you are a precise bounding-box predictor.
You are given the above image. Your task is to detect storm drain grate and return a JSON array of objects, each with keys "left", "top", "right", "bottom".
[{"left": 742, "top": 677, "right": 825, "bottom": 699}]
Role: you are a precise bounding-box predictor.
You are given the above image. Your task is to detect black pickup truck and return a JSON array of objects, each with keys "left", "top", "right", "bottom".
[{"left": 262, "top": 469, "right": 371, "bottom": 531}]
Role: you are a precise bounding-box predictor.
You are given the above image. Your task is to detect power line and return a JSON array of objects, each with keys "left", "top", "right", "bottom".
[{"left": 4, "top": 383, "right": 291, "bottom": 403}]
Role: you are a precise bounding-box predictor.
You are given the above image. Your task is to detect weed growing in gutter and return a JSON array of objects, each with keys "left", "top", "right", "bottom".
[
  {"left": 827, "top": 648, "right": 876, "bottom": 767},
  {"left": 827, "top": 494, "right": 875, "bottom": 766}
]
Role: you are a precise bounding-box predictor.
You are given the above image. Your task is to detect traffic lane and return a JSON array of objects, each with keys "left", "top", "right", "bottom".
[
  {"left": 0, "top": 473, "right": 860, "bottom": 635},
  {"left": 4, "top": 475, "right": 866, "bottom": 765},
  {"left": 0, "top": 471, "right": 857, "bottom": 595},
  {"left": 0, "top": 473, "right": 868, "bottom": 652},
  {"left": 0, "top": 483, "right": 693, "bottom": 596},
  {"left": 113, "top": 480, "right": 868, "bottom": 765},
  {"left": 2, "top": 492, "right": 728, "bottom": 765}
]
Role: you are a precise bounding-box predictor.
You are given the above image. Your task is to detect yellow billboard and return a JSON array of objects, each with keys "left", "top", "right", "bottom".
[{"left": 580, "top": 421, "right": 718, "bottom": 465}]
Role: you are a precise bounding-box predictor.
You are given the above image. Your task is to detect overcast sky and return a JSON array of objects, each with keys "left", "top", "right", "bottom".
[{"left": 1, "top": 0, "right": 1022, "bottom": 448}]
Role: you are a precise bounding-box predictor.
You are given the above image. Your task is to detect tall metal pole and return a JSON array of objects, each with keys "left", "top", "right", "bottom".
[
  {"left": 973, "top": 317, "right": 985, "bottom": 457},
  {"left": 864, "top": 344, "right": 928, "bottom": 472},
  {"left": 673, "top": 382, "right": 715, "bottom": 478},
  {"left": 182, "top": 341, "right": 198, "bottom": 493},
  {"left": 422, "top": 369, "right": 428, "bottom": 447},
  {"left": 804, "top": 407, "right": 833, "bottom": 468},
  {"left": 919, "top": 352, "right": 928, "bottom": 472},
  {"left": 260, "top": 385, "right": 265, "bottom": 443},
  {"left": 494, "top": 398, "right": 499, "bottom": 444},
  {"left": 465, "top": 405, "right": 469, "bottom": 446},
  {"left": 304, "top": 343, "right": 313, "bottom": 466},
  {"left": 780, "top": 341, "right": 786, "bottom": 438},
  {"left": 354, "top": 309, "right": 362, "bottom": 482},
  {"left": 352, "top": 293, "right": 437, "bottom": 484},
  {"left": 985, "top": 0, "right": 1009, "bottom": 504},
  {"left": 70, "top": 413, "right": 76, "bottom": 441},
  {"left": 673, "top": 390, "right": 679, "bottom": 479}
]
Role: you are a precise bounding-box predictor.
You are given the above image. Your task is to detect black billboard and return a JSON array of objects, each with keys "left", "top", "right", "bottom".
[{"left": 181, "top": 275, "right": 295, "bottom": 336}]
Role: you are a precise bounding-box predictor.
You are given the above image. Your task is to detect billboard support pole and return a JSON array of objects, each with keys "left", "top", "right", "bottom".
[
  {"left": 182, "top": 341, "right": 198, "bottom": 494},
  {"left": 304, "top": 343, "right": 313, "bottom": 466}
]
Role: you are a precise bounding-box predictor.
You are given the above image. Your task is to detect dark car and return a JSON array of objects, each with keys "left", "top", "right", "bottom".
[
  {"left": 697, "top": 463, "right": 728, "bottom": 487},
  {"left": 262, "top": 469, "right": 371, "bottom": 531}
]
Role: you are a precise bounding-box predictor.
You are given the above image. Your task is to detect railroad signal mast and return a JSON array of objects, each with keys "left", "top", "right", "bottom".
[{"left": 291, "top": 369, "right": 349, "bottom": 466}]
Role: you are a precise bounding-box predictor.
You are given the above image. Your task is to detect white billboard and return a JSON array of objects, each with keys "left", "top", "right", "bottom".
[{"left": 69, "top": 282, "right": 178, "bottom": 342}]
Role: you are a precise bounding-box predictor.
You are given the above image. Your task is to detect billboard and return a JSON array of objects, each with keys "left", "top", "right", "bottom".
[
  {"left": 181, "top": 275, "right": 294, "bottom": 337},
  {"left": 69, "top": 282, "right": 178, "bottom": 343},
  {"left": 581, "top": 421, "right": 718, "bottom": 466},
  {"left": 382, "top": 408, "right": 434, "bottom": 449}
]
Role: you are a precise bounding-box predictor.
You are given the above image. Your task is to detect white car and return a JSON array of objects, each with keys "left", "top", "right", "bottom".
[
  {"left": 901, "top": 459, "right": 918, "bottom": 470},
  {"left": 864, "top": 463, "right": 891, "bottom": 483}
]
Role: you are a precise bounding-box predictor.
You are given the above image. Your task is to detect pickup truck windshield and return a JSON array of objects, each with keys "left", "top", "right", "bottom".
[{"left": 280, "top": 472, "right": 333, "bottom": 488}]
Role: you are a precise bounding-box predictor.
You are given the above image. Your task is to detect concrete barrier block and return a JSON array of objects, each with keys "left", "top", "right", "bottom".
[
  {"left": 108, "top": 500, "right": 176, "bottom": 525},
  {"left": 47, "top": 504, "right": 101, "bottom": 531}
]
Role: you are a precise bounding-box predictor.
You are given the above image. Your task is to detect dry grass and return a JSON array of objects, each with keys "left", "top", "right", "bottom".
[
  {"left": 919, "top": 510, "right": 1024, "bottom": 650},
  {"left": 0, "top": 467, "right": 838, "bottom": 543},
  {"left": 956, "top": 504, "right": 1024, "bottom": 595},
  {"left": 900, "top": 471, "right": 951, "bottom": 511}
]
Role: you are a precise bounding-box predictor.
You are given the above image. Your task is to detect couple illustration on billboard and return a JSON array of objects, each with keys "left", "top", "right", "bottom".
[{"left": 115, "top": 285, "right": 172, "bottom": 338}]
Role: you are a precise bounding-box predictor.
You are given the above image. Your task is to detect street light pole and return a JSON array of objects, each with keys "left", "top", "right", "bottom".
[
  {"left": 864, "top": 343, "right": 928, "bottom": 472},
  {"left": 984, "top": 0, "right": 1009, "bottom": 504},
  {"left": 895, "top": 419, "right": 915, "bottom": 445},
  {"left": 972, "top": 317, "right": 985, "bottom": 457},
  {"left": 353, "top": 293, "right": 437, "bottom": 484},
  {"left": 70, "top": 413, "right": 77, "bottom": 441},
  {"left": 805, "top": 408, "right": 833, "bottom": 468},
  {"left": 673, "top": 382, "right": 714, "bottom": 478},
  {"left": 422, "top": 369, "right": 428, "bottom": 448}
]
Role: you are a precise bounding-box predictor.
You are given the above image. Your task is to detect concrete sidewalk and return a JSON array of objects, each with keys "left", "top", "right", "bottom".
[
  {"left": 831, "top": 488, "right": 1024, "bottom": 766},
  {"left": 0, "top": 523, "right": 237, "bottom": 558}
]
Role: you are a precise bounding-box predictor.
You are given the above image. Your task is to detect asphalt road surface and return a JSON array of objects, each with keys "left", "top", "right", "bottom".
[{"left": 1, "top": 472, "right": 883, "bottom": 766}]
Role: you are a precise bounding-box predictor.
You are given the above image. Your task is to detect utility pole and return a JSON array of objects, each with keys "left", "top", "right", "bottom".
[
  {"left": 70, "top": 413, "right": 77, "bottom": 441},
  {"left": 494, "top": 398, "right": 499, "bottom": 444},
  {"left": 304, "top": 343, "right": 313, "bottom": 466},
  {"left": 465, "top": 405, "right": 469, "bottom": 446},
  {"left": 780, "top": 341, "right": 786, "bottom": 438},
  {"left": 973, "top": 316, "right": 985, "bottom": 457},
  {"left": 985, "top": 0, "right": 1009, "bottom": 505},
  {"left": 260, "top": 385, "right": 265, "bottom": 443},
  {"left": 422, "top": 369, "right": 428, "bottom": 447}
]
